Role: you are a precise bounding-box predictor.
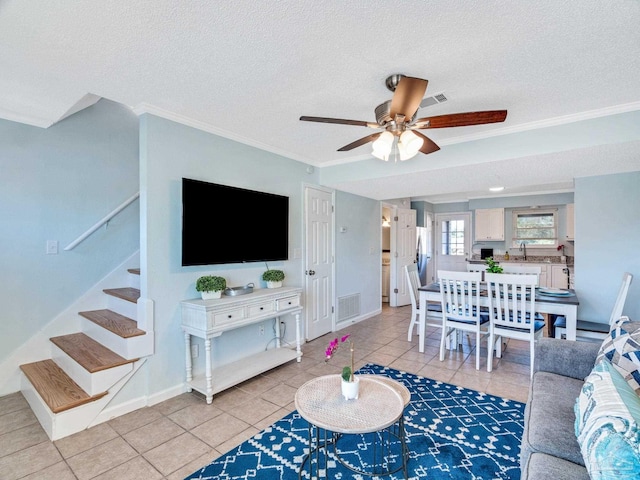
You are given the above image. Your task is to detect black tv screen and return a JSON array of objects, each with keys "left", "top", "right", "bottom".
[{"left": 182, "top": 178, "right": 289, "bottom": 266}]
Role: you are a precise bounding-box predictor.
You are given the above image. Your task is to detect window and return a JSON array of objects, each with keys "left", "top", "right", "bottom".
[
  {"left": 512, "top": 210, "right": 557, "bottom": 248},
  {"left": 441, "top": 219, "right": 465, "bottom": 255}
]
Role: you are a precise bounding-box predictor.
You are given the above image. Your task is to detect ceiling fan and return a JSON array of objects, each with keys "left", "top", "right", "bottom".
[{"left": 300, "top": 74, "right": 507, "bottom": 161}]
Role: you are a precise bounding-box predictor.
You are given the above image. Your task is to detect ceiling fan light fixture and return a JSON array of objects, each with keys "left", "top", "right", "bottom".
[
  {"left": 398, "top": 130, "right": 424, "bottom": 161},
  {"left": 372, "top": 131, "right": 394, "bottom": 161}
]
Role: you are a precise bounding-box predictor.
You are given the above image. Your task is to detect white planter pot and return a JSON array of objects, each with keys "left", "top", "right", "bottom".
[
  {"left": 201, "top": 290, "right": 222, "bottom": 300},
  {"left": 266, "top": 280, "right": 283, "bottom": 289},
  {"left": 341, "top": 375, "right": 359, "bottom": 400}
]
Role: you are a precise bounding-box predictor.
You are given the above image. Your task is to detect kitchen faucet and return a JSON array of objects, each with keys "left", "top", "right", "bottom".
[{"left": 519, "top": 242, "right": 527, "bottom": 261}]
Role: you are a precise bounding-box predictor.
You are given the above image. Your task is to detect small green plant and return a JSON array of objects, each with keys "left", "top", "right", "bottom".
[
  {"left": 262, "top": 269, "right": 285, "bottom": 282},
  {"left": 195, "top": 275, "right": 226, "bottom": 292},
  {"left": 485, "top": 257, "right": 503, "bottom": 273}
]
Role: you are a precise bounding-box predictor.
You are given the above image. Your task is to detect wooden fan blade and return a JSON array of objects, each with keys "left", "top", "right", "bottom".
[
  {"left": 414, "top": 110, "right": 507, "bottom": 129},
  {"left": 412, "top": 131, "right": 441, "bottom": 155},
  {"left": 337, "top": 132, "right": 382, "bottom": 151},
  {"left": 389, "top": 77, "right": 428, "bottom": 120},
  {"left": 300, "top": 116, "right": 374, "bottom": 127}
]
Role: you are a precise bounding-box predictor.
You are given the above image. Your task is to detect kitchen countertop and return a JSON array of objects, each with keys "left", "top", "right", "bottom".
[{"left": 470, "top": 255, "right": 573, "bottom": 266}]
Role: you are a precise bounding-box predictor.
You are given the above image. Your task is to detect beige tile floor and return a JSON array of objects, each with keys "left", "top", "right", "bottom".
[{"left": 0, "top": 304, "right": 535, "bottom": 480}]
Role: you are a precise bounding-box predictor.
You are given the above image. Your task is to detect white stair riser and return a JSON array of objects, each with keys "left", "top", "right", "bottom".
[
  {"left": 51, "top": 344, "right": 133, "bottom": 396},
  {"left": 20, "top": 359, "right": 146, "bottom": 441},
  {"left": 106, "top": 296, "right": 137, "bottom": 319},
  {"left": 129, "top": 273, "right": 140, "bottom": 290},
  {"left": 82, "top": 318, "right": 153, "bottom": 359}
]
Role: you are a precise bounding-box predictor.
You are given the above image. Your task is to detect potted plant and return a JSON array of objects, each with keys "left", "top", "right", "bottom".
[
  {"left": 485, "top": 256, "right": 503, "bottom": 274},
  {"left": 325, "top": 334, "right": 358, "bottom": 400},
  {"left": 262, "top": 268, "right": 285, "bottom": 288},
  {"left": 195, "top": 275, "right": 226, "bottom": 300}
]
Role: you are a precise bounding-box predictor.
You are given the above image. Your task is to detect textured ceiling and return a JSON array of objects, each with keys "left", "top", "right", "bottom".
[{"left": 1, "top": 1, "right": 639, "bottom": 202}]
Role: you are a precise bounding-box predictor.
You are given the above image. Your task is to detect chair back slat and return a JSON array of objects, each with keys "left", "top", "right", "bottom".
[
  {"left": 609, "top": 272, "right": 633, "bottom": 325},
  {"left": 438, "top": 270, "right": 482, "bottom": 324},
  {"left": 485, "top": 273, "right": 537, "bottom": 331},
  {"left": 405, "top": 263, "right": 420, "bottom": 309}
]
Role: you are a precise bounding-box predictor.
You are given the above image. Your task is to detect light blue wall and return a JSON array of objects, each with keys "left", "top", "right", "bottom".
[
  {"left": 140, "top": 114, "right": 312, "bottom": 390},
  {"left": 335, "top": 190, "right": 381, "bottom": 324},
  {"left": 0, "top": 100, "right": 139, "bottom": 362},
  {"left": 139, "top": 114, "right": 382, "bottom": 395},
  {"left": 574, "top": 172, "right": 640, "bottom": 322}
]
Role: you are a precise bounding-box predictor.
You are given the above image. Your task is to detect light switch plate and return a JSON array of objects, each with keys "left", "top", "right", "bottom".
[{"left": 46, "top": 240, "right": 58, "bottom": 255}]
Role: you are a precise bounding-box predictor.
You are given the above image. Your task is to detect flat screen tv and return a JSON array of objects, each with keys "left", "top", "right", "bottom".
[{"left": 182, "top": 178, "right": 289, "bottom": 266}]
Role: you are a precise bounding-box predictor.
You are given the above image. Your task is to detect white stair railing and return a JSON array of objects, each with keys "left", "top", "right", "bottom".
[{"left": 64, "top": 192, "right": 139, "bottom": 251}]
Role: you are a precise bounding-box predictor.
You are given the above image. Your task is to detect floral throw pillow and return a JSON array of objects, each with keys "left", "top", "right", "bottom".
[{"left": 597, "top": 316, "right": 640, "bottom": 394}]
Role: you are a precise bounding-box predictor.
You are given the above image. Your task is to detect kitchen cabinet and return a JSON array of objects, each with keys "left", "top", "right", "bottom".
[
  {"left": 503, "top": 262, "right": 549, "bottom": 287},
  {"left": 499, "top": 262, "right": 572, "bottom": 289},
  {"left": 474, "top": 208, "right": 505, "bottom": 241},
  {"left": 566, "top": 203, "right": 574, "bottom": 240},
  {"left": 551, "top": 265, "right": 570, "bottom": 289}
]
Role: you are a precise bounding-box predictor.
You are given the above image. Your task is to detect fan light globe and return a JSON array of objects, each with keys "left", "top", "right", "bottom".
[
  {"left": 372, "top": 131, "right": 394, "bottom": 161},
  {"left": 398, "top": 131, "right": 423, "bottom": 161}
]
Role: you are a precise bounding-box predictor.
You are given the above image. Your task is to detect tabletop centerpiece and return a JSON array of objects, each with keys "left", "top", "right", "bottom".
[{"left": 325, "top": 334, "right": 358, "bottom": 400}]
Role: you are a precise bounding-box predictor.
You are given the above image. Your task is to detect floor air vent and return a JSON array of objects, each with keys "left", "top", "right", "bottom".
[{"left": 338, "top": 293, "right": 361, "bottom": 322}]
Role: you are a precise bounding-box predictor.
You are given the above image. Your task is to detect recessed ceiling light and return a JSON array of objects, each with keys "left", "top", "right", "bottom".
[{"left": 489, "top": 186, "right": 505, "bottom": 192}]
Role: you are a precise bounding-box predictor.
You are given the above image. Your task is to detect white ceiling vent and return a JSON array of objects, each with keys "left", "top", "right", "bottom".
[{"left": 420, "top": 92, "right": 448, "bottom": 109}]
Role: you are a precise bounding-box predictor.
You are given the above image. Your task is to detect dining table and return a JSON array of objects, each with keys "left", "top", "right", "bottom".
[{"left": 417, "top": 282, "right": 580, "bottom": 353}]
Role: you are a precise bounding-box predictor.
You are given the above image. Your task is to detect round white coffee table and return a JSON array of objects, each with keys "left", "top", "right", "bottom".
[{"left": 295, "top": 374, "right": 408, "bottom": 479}]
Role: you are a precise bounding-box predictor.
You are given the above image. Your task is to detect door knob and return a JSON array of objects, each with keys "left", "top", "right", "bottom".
[{"left": 307, "top": 270, "right": 316, "bottom": 276}]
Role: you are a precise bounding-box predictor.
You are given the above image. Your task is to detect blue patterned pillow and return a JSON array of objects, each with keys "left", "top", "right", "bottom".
[
  {"left": 575, "top": 359, "right": 640, "bottom": 479},
  {"left": 596, "top": 316, "right": 640, "bottom": 394}
]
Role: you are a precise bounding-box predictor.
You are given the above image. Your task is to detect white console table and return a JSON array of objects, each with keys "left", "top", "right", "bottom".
[{"left": 181, "top": 286, "right": 303, "bottom": 404}]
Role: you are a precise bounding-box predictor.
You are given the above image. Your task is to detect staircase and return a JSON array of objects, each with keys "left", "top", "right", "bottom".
[{"left": 19, "top": 267, "right": 154, "bottom": 440}]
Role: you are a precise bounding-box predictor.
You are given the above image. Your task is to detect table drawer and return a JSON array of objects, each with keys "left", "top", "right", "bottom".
[
  {"left": 276, "top": 296, "right": 300, "bottom": 311},
  {"left": 212, "top": 308, "right": 246, "bottom": 326},
  {"left": 248, "top": 301, "right": 275, "bottom": 317}
]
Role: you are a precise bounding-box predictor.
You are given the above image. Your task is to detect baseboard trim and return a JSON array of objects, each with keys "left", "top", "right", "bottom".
[{"left": 89, "top": 382, "right": 188, "bottom": 427}]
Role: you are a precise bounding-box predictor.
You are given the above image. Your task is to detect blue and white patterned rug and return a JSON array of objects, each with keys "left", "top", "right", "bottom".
[{"left": 185, "top": 364, "right": 525, "bottom": 479}]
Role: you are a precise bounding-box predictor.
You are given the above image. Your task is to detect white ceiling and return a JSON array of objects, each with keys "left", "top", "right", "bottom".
[{"left": 2, "top": 1, "right": 640, "bottom": 202}]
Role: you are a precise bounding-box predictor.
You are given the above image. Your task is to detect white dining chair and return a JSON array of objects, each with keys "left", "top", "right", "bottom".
[
  {"left": 466, "top": 263, "right": 488, "bottom": 281},
  {"left": 485, "top": 273, "right": 545, "bottom": 377},
  {"left": 500, "top": 265, "right": 542, "bottom": 286},
  {"left": 438, "top": 270, "right": 490, "bottom": 370},
  {"left": 405, "top": 263, "right": 442, "bottom": 342},
  {"left": 554, "top": 272, "right": 633, "bottom": 341}
]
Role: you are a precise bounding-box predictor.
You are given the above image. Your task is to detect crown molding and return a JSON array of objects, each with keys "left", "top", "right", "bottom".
[
  {"left": 132, "top": 103, "right": 316, "bottom": 165},
  {"left": 438, "top": 101, "right": 640, "bottom": 146}
]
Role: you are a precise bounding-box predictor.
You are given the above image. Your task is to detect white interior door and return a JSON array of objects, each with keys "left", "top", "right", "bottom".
[
  {"left": 435, "top": 212, "right": 471, "bottom": 273},
  {"left": 304, "top": 186, "right": 334, "bottom": 340},
  {"left": 390, "top": 207, "right": 416, "bottom": 307}
]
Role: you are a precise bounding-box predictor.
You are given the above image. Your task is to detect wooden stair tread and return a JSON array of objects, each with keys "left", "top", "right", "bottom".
[
  {"left": 50, "top": 333, "right": 137, "bottom": 373},
  {"left": 103, "top": 287, "right": 140, "bottom": 303},
  {"left": 127, "top": 268, "right": 140, "bottom": 275},
  {"left": 20, "top": 360, "right": 107, "bottom": 413},
  {"left": 79, "top": 309, "right": 145, "bottom": 338}
]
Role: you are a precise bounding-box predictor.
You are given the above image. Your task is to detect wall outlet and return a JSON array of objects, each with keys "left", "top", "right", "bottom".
[
  {"left": 259, "top": 324, "right": 265, "bottom": 335},
  {"left": 191, "top": 344, "right": 199, "bottom": 358}
]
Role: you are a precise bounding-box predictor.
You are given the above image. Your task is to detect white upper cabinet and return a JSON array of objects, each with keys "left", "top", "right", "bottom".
[
  {"left": 474, "top": 208, "right": 505, "bottom": 241},
  {"left": 566, "top": 203, "right": 575, "bottom": 240}
]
